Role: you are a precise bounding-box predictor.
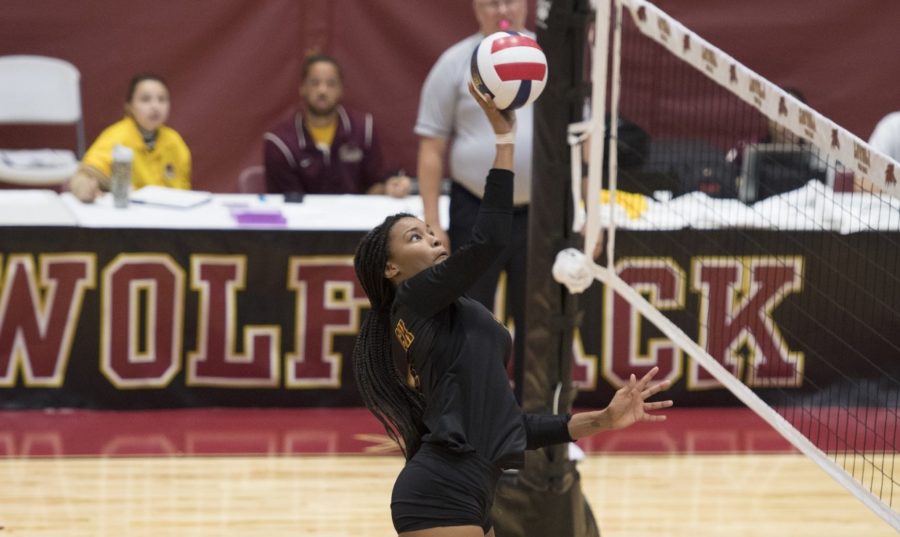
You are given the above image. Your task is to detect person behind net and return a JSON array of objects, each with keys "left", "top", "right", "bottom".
[
  {"left": 856, "top": 109, "right": 900, "bottom": 193},
  {"left": 264, "top": 53, "right": 410, "bottom": 198},
  {"left": 353, "top": 82, "right": 673, "bottom": 537},
  {"left": 68, "top": 73, "right": 191, "bottom": 203},
  {"left": 868, "top": 110, "right": 900, "bottom": 162}
]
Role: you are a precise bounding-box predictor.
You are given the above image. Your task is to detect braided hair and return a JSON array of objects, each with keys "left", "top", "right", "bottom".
[{"left": 353, "top": 213, "right": 427, "bottom": 460}]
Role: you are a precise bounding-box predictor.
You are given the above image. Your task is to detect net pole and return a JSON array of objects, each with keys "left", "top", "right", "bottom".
[{"left": 497, "top": 0, "right": 601, "bottom": 534}]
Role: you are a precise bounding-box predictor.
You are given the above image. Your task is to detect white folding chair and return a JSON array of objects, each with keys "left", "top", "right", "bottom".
[{"left": 0, "top": 55, "right": 85, "bottom": 186}]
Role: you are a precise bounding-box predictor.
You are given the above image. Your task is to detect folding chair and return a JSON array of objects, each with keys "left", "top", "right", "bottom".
[{"left": 0, "top": 55, "right": 85, "bottom": 186}]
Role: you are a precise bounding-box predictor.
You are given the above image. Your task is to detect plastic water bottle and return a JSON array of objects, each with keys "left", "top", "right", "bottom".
[{"left": 110, "top": 144, "right": 134, "bottom": 209}]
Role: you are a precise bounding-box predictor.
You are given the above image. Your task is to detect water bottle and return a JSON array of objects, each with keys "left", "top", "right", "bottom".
[{"left": 110, "top": 144, "right": 134, "bottom": 209}]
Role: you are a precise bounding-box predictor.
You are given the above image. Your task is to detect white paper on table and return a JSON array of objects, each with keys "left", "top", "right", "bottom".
[{"left": 130, "top": 186, "right": 213, "bottom": 209}]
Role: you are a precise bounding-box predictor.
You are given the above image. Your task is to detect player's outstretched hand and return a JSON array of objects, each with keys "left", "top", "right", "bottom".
[
  {"left": 567, "top": 366, "right": 673, "bottom": 440},
  {"left": 468, "top": 81, "right": 515, "bottom": 137}
]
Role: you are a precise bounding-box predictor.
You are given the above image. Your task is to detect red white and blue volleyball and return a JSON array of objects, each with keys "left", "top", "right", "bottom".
[{"left": 471, "top": 31, "right": 548, "bottom": 111}]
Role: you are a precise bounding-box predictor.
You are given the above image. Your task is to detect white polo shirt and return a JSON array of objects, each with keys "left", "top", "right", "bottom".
[{"left": 415, "top": 32, "right": 535, "bottom": 206}]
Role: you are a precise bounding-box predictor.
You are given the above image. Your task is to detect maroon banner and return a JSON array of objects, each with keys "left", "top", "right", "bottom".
[{"left": 1, "top": 226, "right": 898, "bottom": 409}]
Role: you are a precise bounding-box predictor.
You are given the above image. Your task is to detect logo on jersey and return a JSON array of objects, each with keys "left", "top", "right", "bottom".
[
  {"left": 338, "top": 143, "right": 364, "bottom": 163},
  {"left": 394, "top": 319, "right": 414, "bottom": 351}
]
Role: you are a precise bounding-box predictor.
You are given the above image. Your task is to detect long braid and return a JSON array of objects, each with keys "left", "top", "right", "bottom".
[{"left": 353, "top": 213, "right": 426, "bottom": 460}]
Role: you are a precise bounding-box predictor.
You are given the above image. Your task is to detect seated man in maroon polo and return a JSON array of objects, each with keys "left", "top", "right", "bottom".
[{"left": 264, "top": 53, "right": 410, "bottom": 197}]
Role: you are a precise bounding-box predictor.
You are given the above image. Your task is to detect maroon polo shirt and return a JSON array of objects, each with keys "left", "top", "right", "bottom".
[{"left": 263, "top": 105, "right": 384, "bottom": 194}]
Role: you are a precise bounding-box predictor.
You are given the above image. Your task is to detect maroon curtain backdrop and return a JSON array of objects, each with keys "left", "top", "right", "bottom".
[{"left": 1, "top": 0, "right": 897, "bottom": 192}]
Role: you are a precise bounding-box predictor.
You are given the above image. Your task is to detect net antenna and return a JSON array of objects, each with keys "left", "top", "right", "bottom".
[{"left": 558, "top": 0, "right": 900, "bottom": 530}]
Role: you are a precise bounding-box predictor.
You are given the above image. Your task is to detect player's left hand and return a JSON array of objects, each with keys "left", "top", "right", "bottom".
[
  {"left": 603, "top": 366, "right": 673, "bottom": 430},
  {"left": 567, "top": 366, "right": 673, "bottom": 439}
]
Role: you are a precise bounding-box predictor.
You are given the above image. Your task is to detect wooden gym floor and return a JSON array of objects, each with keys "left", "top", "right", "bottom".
[{"left": 0, "top": 408, "right": 895, "bottom": 536}]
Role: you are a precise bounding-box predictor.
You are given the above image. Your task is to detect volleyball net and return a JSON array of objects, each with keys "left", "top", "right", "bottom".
[{"left": 557, "top": 0, "right": 900, "bottom": 530}]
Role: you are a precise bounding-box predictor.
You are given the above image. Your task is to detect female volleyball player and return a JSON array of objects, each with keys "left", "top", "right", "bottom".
[
  {"left": 353, "top": 82, "right": 673, "bottom": 537},
  {"left": 69, "top": 73, "right": 191, "bottom": 203}
]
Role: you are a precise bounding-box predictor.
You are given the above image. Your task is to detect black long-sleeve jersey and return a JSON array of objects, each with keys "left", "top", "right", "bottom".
[{"left": 391, "top": 168, "right": 572, "bottom": 469}]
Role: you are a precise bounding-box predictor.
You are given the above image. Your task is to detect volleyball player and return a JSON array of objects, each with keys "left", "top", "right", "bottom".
[{"left": 352, "top": 82, "right": 672, "bottom": 537}]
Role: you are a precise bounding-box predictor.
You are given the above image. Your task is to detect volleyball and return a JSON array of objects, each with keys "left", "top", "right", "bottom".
[{"left": 470, "top": 31, "right": 548, "bottom": 111}]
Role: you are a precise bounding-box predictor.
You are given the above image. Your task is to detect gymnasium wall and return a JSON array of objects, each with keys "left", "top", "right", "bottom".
[{"left": 1, "top": 0, "right": 897, "bottom": 193}]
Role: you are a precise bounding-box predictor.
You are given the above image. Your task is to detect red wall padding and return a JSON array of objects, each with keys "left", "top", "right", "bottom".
[{"left": 1, "top": 0, "right": 897, "bottom": 193}]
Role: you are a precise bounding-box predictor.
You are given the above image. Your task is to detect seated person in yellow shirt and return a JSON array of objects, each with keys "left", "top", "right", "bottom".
[{"left": 69, "top": 73, "right": 191, "bottom": 202}]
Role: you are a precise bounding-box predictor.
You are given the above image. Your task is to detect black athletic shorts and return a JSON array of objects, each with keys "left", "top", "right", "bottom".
[{"left": 391, "top": 442, "right": 502, "bottom": 534}]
